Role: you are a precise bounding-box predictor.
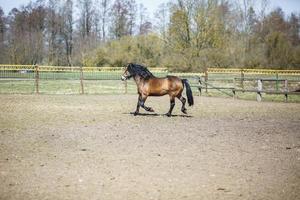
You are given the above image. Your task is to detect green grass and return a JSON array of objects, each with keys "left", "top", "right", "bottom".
[
  {"left": 37, "top": 80, "right": 137, "bottom": 94},
  {"left": 0, "top": 80, "right": 35, "bottom": 94},
  {"left": 0, "top": 79, "right": 139, "bottom": 95}
]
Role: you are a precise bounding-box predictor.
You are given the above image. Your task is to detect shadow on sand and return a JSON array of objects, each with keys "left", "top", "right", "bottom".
[{"left": 123, "top": 112, "right": 193, "bottom": 118}]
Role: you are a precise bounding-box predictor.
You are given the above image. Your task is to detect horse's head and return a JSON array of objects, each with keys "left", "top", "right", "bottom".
[{"left": 121, "top": 63, "right": 134, "bottom": 81}]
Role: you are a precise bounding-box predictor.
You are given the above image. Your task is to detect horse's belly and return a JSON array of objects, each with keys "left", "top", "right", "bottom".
[{"left": 148, "top": 89, "right": 168, "bottom": 96}]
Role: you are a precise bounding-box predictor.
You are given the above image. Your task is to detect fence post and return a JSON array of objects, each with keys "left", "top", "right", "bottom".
[
  {"left": 233, "top": 78, "right": 236, "bottom": 99},
  {"left": 204, "top": 68, "right": 208, "bottom": 93},
  {"left": 257, "top": 79, "right": 262, "bottom": 102},
  {"left": 35, "top": 65, "right": 39, "bottom": 94},
  {"left": 124, "top": 80, "right": 127, "bottom": 94},
  {"left": 80, "top": 66, "right": 84, "bottom": 94},
  {"left": 284, "top": 79, "right": 288, "bottom": 102},
  {"left": 275, "top": 73, "right": 279, "bottom": 91},
  {"left": 198, "top": 76, "right": 202, "bottom": 96},
  {"left": 240, "top": 69, "right": 244, "bottom": 90}
]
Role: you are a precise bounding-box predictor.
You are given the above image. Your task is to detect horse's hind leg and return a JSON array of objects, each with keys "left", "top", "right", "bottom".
[
  {"left": 166, "top": 96, "right": 175, "bottom": 117},
  {"left": 177, "top": 94, "right": 187, "bottom": 114}
]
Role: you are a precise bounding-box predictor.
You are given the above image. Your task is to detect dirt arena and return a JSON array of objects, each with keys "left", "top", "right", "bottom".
[{"left": 0, "top": 94, "right": 299, "bottom": 200}]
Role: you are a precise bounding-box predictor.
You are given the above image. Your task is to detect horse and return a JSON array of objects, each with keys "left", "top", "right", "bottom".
[{"left": 121, "top": 63, "right": 194, "bottom": 117}]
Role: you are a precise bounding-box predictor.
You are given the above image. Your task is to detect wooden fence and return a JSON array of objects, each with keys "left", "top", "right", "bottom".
[
  {"left": 0, "top": 65, "right": 299, "bottom": 101},
  {"left": 189, "top": 77, "right": 300, "bottom": 102},
  {"left": 0, "top": 65, "right": 168, "bottom": 94},
  {"left": 194, "top": 68, "right": 300, "bottom": 102},
  {"left": 207, "top": 68, "right": 300, "bottom": 75}
]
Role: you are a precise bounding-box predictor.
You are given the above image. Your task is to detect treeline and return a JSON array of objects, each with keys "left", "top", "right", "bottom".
[{"left": 0, "top": 0, "right": 299, "bottom": 71}]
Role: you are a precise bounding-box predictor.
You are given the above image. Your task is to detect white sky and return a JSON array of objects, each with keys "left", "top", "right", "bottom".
[{"left": 0, "top": 0, "right": 299, "bottom": 16}]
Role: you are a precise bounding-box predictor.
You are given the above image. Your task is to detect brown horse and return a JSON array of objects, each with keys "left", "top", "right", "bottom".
[{"left": 121, "top": 63, "right": 194, "bottom": 116}]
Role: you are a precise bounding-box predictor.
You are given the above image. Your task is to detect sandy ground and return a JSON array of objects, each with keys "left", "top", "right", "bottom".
[{"left": 0, "top": 94, "right": 299, "bottom": 200}]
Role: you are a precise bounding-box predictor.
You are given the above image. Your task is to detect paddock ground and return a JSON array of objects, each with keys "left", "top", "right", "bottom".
[{"left": 0, "top": 94, "right": 299, "bottom": 200}]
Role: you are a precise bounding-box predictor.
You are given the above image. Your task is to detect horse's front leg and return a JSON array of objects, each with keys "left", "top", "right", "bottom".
[
  {"left": 134, "top": 95, "right": 154, "bottom": 115},
  {"left": 142, "top": 98, "right": 154, "bottom": 113},
  {"left": 133, "top": 95, "right": 141, "bottom": 115},
  {"left": 140, "top": 95, "right": 154, "bottom": 112}
]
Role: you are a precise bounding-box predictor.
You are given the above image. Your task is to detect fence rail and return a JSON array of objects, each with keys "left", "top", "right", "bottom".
[
  {"left": 0, "top": 64, "right": 168, "bottom": 72},
  {"left": 0, "top": 65, "right": 168, "bottom": 80},
  {"left": 195, "top": 76, "right": 300, "bottom": 102},
  {"left": 207, "top": 68, "right": 300, "bottom": 75}
]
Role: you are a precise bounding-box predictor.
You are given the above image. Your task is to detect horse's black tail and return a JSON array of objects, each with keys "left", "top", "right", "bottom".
[{"left": 182, "top": 79, "right": 194, "bottom": 106}]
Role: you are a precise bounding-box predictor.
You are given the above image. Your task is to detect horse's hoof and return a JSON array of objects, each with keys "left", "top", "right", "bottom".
[
  {"left": 148, "top": 108, "right": 154, "bottom": 112},
  {"left": 165, "top": 113, "right": 171, "bottom": 117},
  {"left": 133, "top": 112, "right": 139, "bottom": 116},
  {"left": 181, "top": 109, "right": 187, "bottom": 114}
]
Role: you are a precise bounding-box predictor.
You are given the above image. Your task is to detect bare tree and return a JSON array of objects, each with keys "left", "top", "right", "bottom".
[
  {"left": 77, "top": 0, "right": 94, "bottom": 38},
  {"left": 46, "top": 0, "right": 61, "bottom": 64},
  {"left": 62, "top": 0, "right": 74, "bottom": 66},
  {"left": 0, "top": 7, "right": 7, "bottom": 63},
  {"left": 154, "top": 3, "right": 169, "bottom": 40},
  {"left": 127, "top": 0, "right": 137, "bottom": 36},
  {"left": 100, "top": 0, "right": 111, "bottom": 42},
  {"left": 287, "top": 13, "right": 300, "bottom": 46},
  {"left": 137, "top": 3, "right": 152, "bottom": 35},
  {"left": 0, "top": 7, "right": 5, "bottom": 43},
  {"left": 110, "top": 0, "right": 129, "bottom": 39}
]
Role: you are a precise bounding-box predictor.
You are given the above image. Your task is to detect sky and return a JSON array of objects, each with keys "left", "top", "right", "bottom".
[{"left": 0, "top": 0, "right": 299, "bottom": 17}]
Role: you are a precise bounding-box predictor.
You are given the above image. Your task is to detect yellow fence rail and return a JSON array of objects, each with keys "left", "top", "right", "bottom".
[
  {"left": 1, "top": 65, "right": 299, "bottom": 75},
  {"left": 0, "top": 64, "right": 168, "bottom": 72},
  {"left": 207, "top": 68, "right": 300, "bottom": 75},
  {"left": 169, "top": 72, "right": 205, "bottom": 77}
]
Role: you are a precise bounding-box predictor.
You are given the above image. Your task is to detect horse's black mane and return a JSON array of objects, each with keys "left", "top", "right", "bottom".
[{"left": 127, "top": 63, "right": 155, "bottom": 79}]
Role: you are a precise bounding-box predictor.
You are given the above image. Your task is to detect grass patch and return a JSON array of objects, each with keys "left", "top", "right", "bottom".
[
  {"left": 0, "top": 79, "right": 35, "bottom": 94},
  {"left": 0, "top": 76, "right": 299, "bottom": 102}
]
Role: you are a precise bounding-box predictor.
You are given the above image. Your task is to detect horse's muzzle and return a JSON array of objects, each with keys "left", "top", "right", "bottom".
[{"left": 121, "top": 75, "right": 127, "bottom": 81}]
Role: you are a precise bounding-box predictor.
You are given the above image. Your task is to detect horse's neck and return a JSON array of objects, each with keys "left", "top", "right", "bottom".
[{"left": 133, "top": 76, "right": 145, "bottom": 86}]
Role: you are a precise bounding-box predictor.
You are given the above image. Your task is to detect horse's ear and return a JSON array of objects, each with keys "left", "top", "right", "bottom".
[
  {"left": 127, "top": 63, "right": 134, "bottom": 69},
  {"left": 122, "top": 63, "right": 129, "bottom": 70},
  {"left": 126, "top": 63, "right": 134, "bottom": 73}
]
